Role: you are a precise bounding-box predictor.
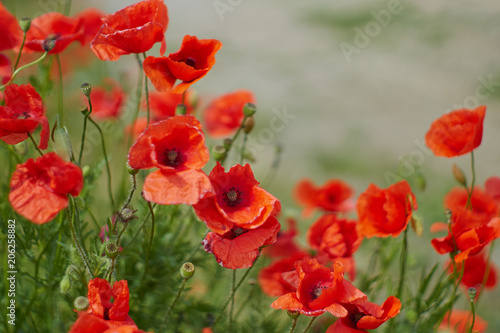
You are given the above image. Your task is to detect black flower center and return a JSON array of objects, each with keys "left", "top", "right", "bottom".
[
  {"left": 161, "top": 148, "right": 184, "bottom": 168},
  {"left": 13, "top": 112, "right": 31, "bottom": 119},
  {"left": 223, "top": 186, "right": 243, "bottom": 207},
  {"left": 103, "top": 307, "right": 111, "bottom": 321},
  {"left": 184, "top": 57, "right": 196, "bottom": 68},
  {"left": 310, "top": 285, "right": 327, "bottom": 300}
]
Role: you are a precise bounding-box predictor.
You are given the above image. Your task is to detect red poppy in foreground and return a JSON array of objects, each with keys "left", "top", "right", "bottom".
[
  {"left": 0, "top": 2, "right": 22, "bottom": 51},
  {"left": 91, "top": 0, "right": 168, "bottom": 61},
  {"left": 144, "top": 35, "right": 222, "bottom": 94},
  {"left": 203, "top": 90, "right": 255, "bottom": 137},
  {"left": 325, "top": 296, "right": 401, "bottom": 333},
  {"left": 0, "top": 84, "right": 50, "bottom": 150},
  {"left": 357, "top": 180, "right": 417, "bottom": 238},
  {"left": 294, "top": 178, "right": 354, "bottom": 217},
  {"left": 193, "top": 163, "right": 281, "bottom": 234},
  {"left": 271, "top": 258, "right": 366, "bottom": 317},
  {"left": 9, "top": 152, "right": 83, "bottom": 224},
  {"left": 69, "top": 278, "right": 139, "bottom": 333},
  {"left": 203, "top": 215, "right": 280, "bottom": 269},
  {"left": 24, "top": 12, "right": 84, "bottom": 54},
  {"left": 84, "top": 78, "right": 125, "bottom": 120},
  {"left": 437, "top": 309, "right": 487, "bottom": 333},
  {"left": 128, "top": 115, "right": 211, "bottom": 205},
  {"left": 425, "top": 106, "right": 485, "bottom": 158}
]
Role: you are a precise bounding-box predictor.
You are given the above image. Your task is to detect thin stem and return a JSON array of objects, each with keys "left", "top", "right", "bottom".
[
  {"left": 396, "top": 227, "right": 408, "bottom": 299},
  {"left": 163, "top": 278, "right": 188, "bottom": 326},
  {"left": 469, "top": 300, "right": 476, "bottom": 333},
  {"left": 13, "top": 32, "right": 27, "bottom": 70},
  {"left": 56, "top": 54, "right": 64, "bottom": 125},
  {"left": 27, "top": 132, "right": 44, "bottom": 156},
  {"left": 229, "top": 269, "right": 236, "bottom": 332},
  {"left": 142, "top": 53, "right": 151, "bottom": 126},
  {"left": 1, "top": 52, "right": 48, "bottom": 90},
  {"left": 88, "top": 116, "right": 115, "bottom": 211},
  {"left": 240, "top": 132, "right": 248, "bottom": 165},
  {"left": 127, "top": 55, "right": 144, "bottom": 148},
  {"left": 289, "top": 317, "right": 298, "bottom": 333},
  {"left": 78, "top": 97, "right": 92, "bottom": 164},
  {"left": 142, "top": 197, "right": 155, "bottom": 283},
  {"left": 466, "top": 151, "right": 476, "bottom": 209},
  {"left": 220, "top": 115, "right": 248, "bottom": 165},
  {"left": 69, "top": 197, "right": 94, "bottom": 278},
  {"left": 302, "top": 317, "right": 317, "bottom": 333},
  {"left": 475, "top": 240, "right": 495, "bottom": 306}
]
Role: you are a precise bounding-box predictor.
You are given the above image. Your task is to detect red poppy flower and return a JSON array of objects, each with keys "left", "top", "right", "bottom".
[
  {"left": 23, "top": 12, "right": 84, "bottom": 54},
  {"left": 9, "top": 152, "right": 83, "bottom": 224},
  {"left": 128, "top": 115, "right": 211, "bottom": 205},
  {"left": 91, "top": 0, "right": 168, "bottom": 61},
  {"left": 103, "top": 326, "right": 151, "bottom": 333},
  {"left": 258, "top": 251, "right": 309, "bottom": 297},
  {"left": 75, "top": 8, "right": 106, "bottom": 46},
  {"left": 262, "top": 218, "right": 304, "bottom": 258},
  {"left": 0, "top": 53, "right": 12, "bottom": 84},
  {"left": 438, "top": 310, "right": 488, "bottom": 333},
  {"left": 357, "top": 180, "right": 417, "bottom": 238},
  {"left": 84, "top": 78, "right": 125, "bottom": 120},
  {"left": 425, "top": 106, "right": 485, "bottom": 158},
  {"left": 69, "top": 278, "right": 137, "bottom": 333},
  {"left": 203, "top": 90, "right": 255, "bottom": 138},
  {"left": 147, "top": 90, "right": 194, "bottom": 120},
  {"left": 271, "top": 258, "right": 367, "bottom": 317},
  {"left": 0, "top": 2, "right": 22, "bottom": 51},
  {"left": 0, "top": 84, "right": 50, "bottom": 150},
  {"left": 143, "top": 35, "right": 222, "bottom": 94},
  {"left": 485, "top": 176, "right": 500, "bottom": 207},
  {"left": 203, "top": 215, "right": 280, "bottom": 269},
  {"left": 449, "top": 251, "right": 497, "bottom": 291},
  {"left": 431, "top": 217, "right": 500, "bottom": 263},
  {"left": 325, "top": 296, "right": 401, "bottom": 333},
  {"left": 294, "top": 179, "right": 354, "bottom": 217},
  {"left": 307, "top": 214, "right": 362, "bottom": 280},
  {"left": 444, "top": 186, "right": 498, "bottom": 231},
  {"left": 193, "top": 163, "right": 281, "bottom": 234}
]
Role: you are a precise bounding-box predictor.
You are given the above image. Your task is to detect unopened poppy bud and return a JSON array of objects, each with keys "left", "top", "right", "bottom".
[
  {"left": 52, "top": 127, "right": 73, "bottom": 162},
  {"left": 60, "top": 275, "right": 71, "bottom": 294},
  {"left": 176, "top": 103, "right": 187, "bottom": 115},
  {"left": 180, "top": 262, "right": 195, "bottom": 280},
  {"left": 243, "top": 116, "right": 255, "bottom": 134},
  {"left": 410, "top": 213, "right": 423, "bottom": 237},
  {"left": 223, "top": 138, "right": 232, "bottom": 150},
  {"left": 105, "top": 242, "right": 119, "bottom": 259},
  {"left": 212, "top": 145, "right": 226, "bottom": 161},
  {"left": 445, "top": 209, "right": 452, "bottom": 223},
  {"left": 66, "top": 265, "right": 80, "bottom": 282},
  {"left": 42, "top": 37, "right": 56, "bottom": 52},
  {"left": 468, "top": 287, "right": 477, "bottom": 301},
  {"left": 287, "top": 310, "right": 300, "bottom": 319},
  {"left": 82, "top": 165, "right": 90, "bottom": 177},
  {"left": 118, "top": 206, "right": 137, "bottom": 222},
  {"left": 81, "top": 83, "right": 92, "bottom": 97},
  {"left": 19, "top": 17, "right": 31, "bottom": 33},
  {"left": 452, "top": 164, "right": 467, "bottom": 186},
  {"left": 247, "top": 278, "right": 256, "bottom": 285},
  {"left": 74, "top": 296, "right": 89, "bottom": 312},
  {"left": 242, "top": 149, "right": 256, "bottom": 163},
  {"left": 80, "top": 105, "right": 89, "bottom": 115},
  {"left": 243, "top": 102, "right": 256, "bottom": 117},
  {"left": 127, "top": 165, "right": 139, "bottom": 175}
]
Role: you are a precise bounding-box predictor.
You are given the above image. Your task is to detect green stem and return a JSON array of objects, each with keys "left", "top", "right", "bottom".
[
  {"left": 142, "top": 197, "right": 155, "bottom": 284},
  {"left": 1, "top": 52, "right": 48, "bottom": 90},
  {"left": 126, "top": 55, "right": 144, "bottom": 148},
  {"left": 289, "top": 317, "right": 298, "bottom": 333},
  {"left": 163, "top": 278, "right": 189, "bottom": 326},
  {"left": 240, "top": 132, "right": 248, "bottom": 164},
  {"left": 142, "top": 52, "right": 151, "bottom": 126},
  {"left": 229, "top": 269, "right": 236, "bottom": 332},
  {"left": 69, "top": 197, "right": 94, "bottom": 278},
  {"left": 122, "top": 172, "right": 138, "bottom": 209},
  {"left": 396, "top": 227, "right": 408, "bottom": 299},
  {"left": 13, "top": 32, "right": 27, "bottom": 70},
  {"left": 27, "top": 132, "right": 44, "bottom": 156},
  {"left": 220, "top": 115, "right": 248, "bottom": 165},
  {"left": 466, "top": 151, "right": 476, "bottom": 209},
  {"left": 469, "top": 300, "right": 476, "bottom": 333},
  {"left": 302, "top": 317, "right": 317, "bottom": 333},
  {"left": 56, "top": 54, "right": 64, "bottom": 125},
  {"left": 475, "top": 240, "right": 495, "bottom": 306},
  {"left": 88, "top": 116, "right": 115, "bottom": 211},
  {"left": 78, "top": 98, "right": 92, "bottom": 165}
]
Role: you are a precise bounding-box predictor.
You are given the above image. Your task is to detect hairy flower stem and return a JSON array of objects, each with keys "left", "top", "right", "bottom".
[
  {"left": 69, "top": 197, "right": 94, "bottom": 278},
  {"left": 396, "top": 227, "right": 409, "bottom": 299},
  {"left": 0, "top": 51, "right": 48, "bottom": 90},
  {"left": 220, "top": 115, "right": 249, "bottom": 165},
  {"left": 141, "top": 197, "right": 155, "bottom": 284},
  {"left": 163, "top": 278, "right": 189, "bottom": 326},
  {"left": 302, "top": 317, "right": 317, "bottom": 333},
  {"left": 240, "top": 132, "right": 248, "bottom": 164},
  {"left": 469, "top": 300, "right": 476, "bottom": 333},
  {"left": 27, "top": 132, "right": 44, "bottom": 156},
  {"left": 229, "top": 269, "right": 236, "bottom": 332},
  {"left": 142, "top": 53, "right": 151, "bottom": 126},
  {"left": 289, "top": 317, "right": 298, "bottom": 333},
  {"left": 88, "top": 116, "right": 115, "bottom": 211},
  {"left": 78, "top": 97, "right": 92, "bottom": 165},
  {"left": 13, "top": 32, "right": 27, "bottom": 70},
  {"left": 213, "top": 256, "right": 260, "bottom": 327},
  {"left": 466, "top": 151, "right": 476, "bottom": 209}
]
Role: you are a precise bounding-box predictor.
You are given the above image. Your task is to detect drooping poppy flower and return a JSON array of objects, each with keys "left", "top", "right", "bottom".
[
  {"left": 307, "top": 214, "right": 362, "bottom": 280},
  {"left": 203, "top": 90, "right": 255, "bottom": 138},
  {"left": 325, "top": 296, "right": 401, "bottom": 333},
  {"left": 202, "top": 215, "right": 280, "bottom": 269},
  {"left": 193, "top": 162, "right": 281, "bottom": 235},
  {"left": 449, "top": 251, "right": 497, "bottom": 291},
  {"left": 271, "top": 258, "right": 366, "bottom": 317},
  {"left": 84, "top": 78, "right": 125, "bottom": 120},
  {"left": 262, "top": 218, "right": 305, "bottom": 258},
  {"left": 0, "top": 84, "right": 50, "bottom": 150},
  {"left": 425, "top": 106, "right": 486, "bottom": 158},
  {"left": 0, "top": 53, "right": 12, "bottom": 84},
  {"left": 91, "top": 0, "right": 168, "bottom": 61},
  {"left": 0, "top": 2, "right": 22, "bottom": 51},
  {"left": 294, "top": 179, "right": 354, "bottom": 217},
  {"left": 9, "top": 152, "right": 83, "bottom": 224},
  {"left": 437, "top": 309, "right": 488, "bottom": 333},
  {"left": 357, "top": 180, "right": 417, "bottom": 238},
  {"left": 23, "top": 12, "right": 84, "bottom": 54},
  {"left": 444, "top": 186, "right": 498, "bottom": 231},
  {"left": 485, "top": 176, "right": 500, "bottom": 207},
  {"left": 143, "top": 35, "right": 222, "bottom": 94},
  {"left": 75, "top": 8, "right": 106, "bottom": 46},
  {"left": 69, "top": 278, "right": 138, "bottom": 333},
  {"left": 258, "top": 251, "right": 309, "bottom": 297},
  {"left": 128, "top": 115, "right": 211, "bottom": 205},
  {"left": 147, "top": 90, "right": 194, "bottom": 120}
]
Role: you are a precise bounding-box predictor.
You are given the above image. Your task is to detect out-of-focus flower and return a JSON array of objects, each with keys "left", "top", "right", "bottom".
[
  {"left": 84, "top": 78, "right": 125, "bottom": 120},
  {"left": 91, "top": 0, "right": 168, "bottom": 61},
  {"left": 262, "top": 218, "right": 304, "bottom": 258},
  {"left": 147, "top": 90, "right": 194, "bottom": 119},
  {"left": 425, "top": 106, "right": 485, "bottom": 158},
  {"left": 143, "top": 35, "right": 222, "bottom": 94},
  {"left": 437, "top": 310, "right": 487, "bottom": 333},
  {"left": 449, "top": 251, "right": 497, "bottom": 292},
  {"left": 9, "top": 152, "right": 83, "bottom": 225},
  {"left": 75, "top": 8, "right": 106, "bottom": 46},
  {"left": 294, "top": 179, "right": 354, "bottom": 217},
  {"left": 203, "top": 90, "right": 255, "bottom": 138},
  {"left": 0, "top": 54, "right": 12, "bottom": 84},
  {"left": 0, "top": 84, "right": 50, "bottom": 149},
  {"left": 484, "top": 176, "right": 500, "bottom": 207},
  {"left": 0, "top": 2, "right": 22, "bottom": 51},
  {"left": 356, "top": 180, "right": 417, "bottom": 238}
]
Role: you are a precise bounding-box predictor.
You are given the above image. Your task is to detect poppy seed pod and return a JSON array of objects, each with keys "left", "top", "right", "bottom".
[
  {"left": 211, "top": 145, "right": 226, "bottom": 162},
  {"left": 80, "top": 83, "right": 91, "bottom": 97},
  {"left": 73, "top": 296, "right": 89, "bottom": 312},
  {"left": 19, "top": 17, "right": 31, "bottom": 33},
  {"left": 243, "top": 102, "right": 256, "bottom": 117},
  {"left": 105, "top": 242, "right": 119, "bottom": 259},
  {"left": 287, "top": 310, "right": 300, "bottom": 319},
  {"left": 180, "top": 262, "right": 195, "bottom": 280}
]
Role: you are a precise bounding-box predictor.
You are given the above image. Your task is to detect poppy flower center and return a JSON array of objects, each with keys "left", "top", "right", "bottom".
[
  {"left": 103, "top": 307, "right": 111, "bottom": 321},
  {"left": 310, "top": 285, "right": 327, "bottom": 300},
  {"left": 13, "top": 112, "right": 31, "bottom": 119},
  {"left": 161, "top": 148, "right": 184, "bottom": 167},
  {"left": 223, "top": 186, "right": 243, "bottom": 207},
  {"left": 184, "top": 57, "right": 196, "bottom": 68}
]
